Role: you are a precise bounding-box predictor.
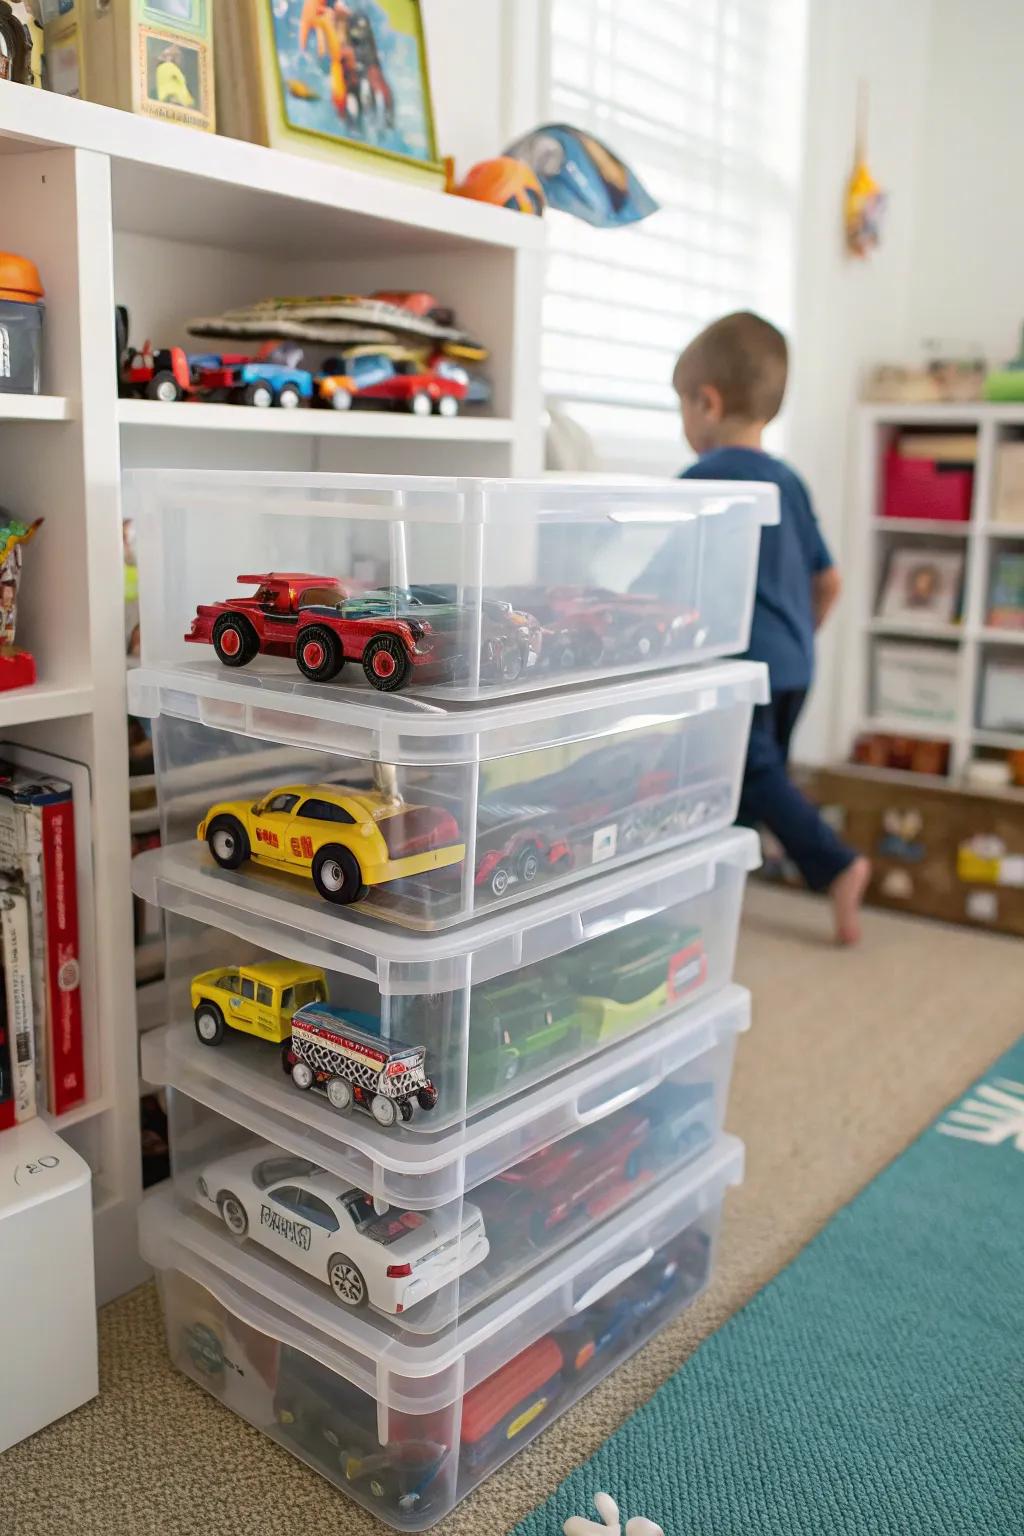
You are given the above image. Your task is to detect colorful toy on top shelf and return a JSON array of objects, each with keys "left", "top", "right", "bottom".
[
  {"left": 194, "top": 1141, "right": 488, "bottom": 1313},
  {"left": 315, "top": 349, "right": 468, "bottom": 415},
  {"left": 190, "top": 961, "right": 328, "bottom": 1048},
  {"left": 188, "top": 292, "right": 488, "bottom": 362},
  {"left": 282, "top": 1003, "right": 437, "bottom": 1126},
  {"left": 450, "top": 155, "right": 546, "bottom": 215},
  {"left": 197, "top": 782, "right": 465, "bottom": 905},
  {"left": 185, "top": 572, "right": 355, "bottom": 667},
  {"left": 188, "top": 349, "right": 315, "bottom": 409},
  {"left": 293, "top": 586, "right": 542, "bottom": 691},
  {"left": 0, "top": 253, "right": 45, "bottom": 395},
  {"left": 0, "top": 510, "right": 43, "bottom": 692}
]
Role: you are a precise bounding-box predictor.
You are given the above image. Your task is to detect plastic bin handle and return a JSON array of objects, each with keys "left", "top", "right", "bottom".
[
  {"left": 574, "top": 1074, "right": 663, "bottom": 1126},
  {"left": 573, "top": 1248, "right": 656, "bottom": 1312}
]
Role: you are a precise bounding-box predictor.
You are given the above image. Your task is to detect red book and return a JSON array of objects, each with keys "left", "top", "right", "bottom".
[{"left": 0, "top": 762, "right": 84, "bottom": 1116}]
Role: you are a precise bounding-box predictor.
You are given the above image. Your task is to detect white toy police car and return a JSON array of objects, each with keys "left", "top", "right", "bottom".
[{"left": 195, "top": 1142, "right": 489, "bottom": 1314}]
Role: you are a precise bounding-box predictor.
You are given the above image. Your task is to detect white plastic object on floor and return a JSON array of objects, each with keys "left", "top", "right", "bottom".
[
  {"left": 565, "top": 1493, "right": 665, "bottom": 1536},
  {"left": 0, "top": 1120, "right": 98, "bottom": 1450},
  {"left": 140, "top": 1135, "right": 743, "bottom": 1530},
  {"left": 124, "top": 469, "right": 779, "bottom": 706}
]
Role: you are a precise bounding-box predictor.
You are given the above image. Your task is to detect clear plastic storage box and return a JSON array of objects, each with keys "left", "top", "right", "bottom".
[
  {"left": 144, "top": 984, "right": 748, "bottom": 1330},
  {"left": 125, "top": 469, "right": 778, "bottom": 704},
  {"left": 134, "top": 826, "right": 759, "bottom": 1161},
  {"left": 140, "top": 1134, "right": 743, "bottom": 1529},
  {"left": 128, "top": 662, "right": 766, "bottom": 930}
]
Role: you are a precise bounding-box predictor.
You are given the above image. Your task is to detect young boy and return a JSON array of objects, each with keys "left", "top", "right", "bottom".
[{"left": 648, "top": 310, "right": 870, "bottom": 944}]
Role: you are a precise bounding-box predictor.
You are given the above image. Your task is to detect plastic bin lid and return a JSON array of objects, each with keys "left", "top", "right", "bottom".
[
  {"left": 130, "top": 823, "right": 761, "bottom": 981},
  {"left": 0, "top": 253, "right": 43, "bottom": 303},
  {"left": 139, "top": 1133, "right": 744, "bottom": 1406},
  {"left": 128, "top": 659, "right": 769, "bottom": 766}
]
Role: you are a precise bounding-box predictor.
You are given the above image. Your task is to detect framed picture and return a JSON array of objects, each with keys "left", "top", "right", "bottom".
[
  {"left": 877, "top": 546, "right": 964, "bottom": 624},
  {"left": 264, "top": 0, "right": 439, "bottom": 173}
]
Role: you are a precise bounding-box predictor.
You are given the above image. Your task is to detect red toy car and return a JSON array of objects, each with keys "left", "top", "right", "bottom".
[
  {"left": 294, "top": 586, "right": 540, "bottom": 693},
  {"left": 119, "top": 340, "right": 198, "bottom": 404},
  {"left": 501, "top": 586, "right": 698, "bottom": 670},
  {"left": 316, "top": 351, "right": 468, "bottom": 417},
  {"left": 474, "top": 829, "right": 572, "bottom": 899},
  {"left": 186, "top": 573, "right": 355, "bottom": 668}
]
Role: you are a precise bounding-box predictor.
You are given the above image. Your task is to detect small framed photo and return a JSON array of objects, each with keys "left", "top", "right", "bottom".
[{"left": 877, "top": 546, "right": 964, "bottom": 624}]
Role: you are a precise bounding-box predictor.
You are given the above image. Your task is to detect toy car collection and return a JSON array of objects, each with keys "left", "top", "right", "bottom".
[
  {"left": 185, "top": 573, "right": 355, "bottom": 667},
  {"left": 191, "top": 960, "right": 327, "bottom": 1047},
  {"left": 194, "top": 1142, "right": 488, "bottom": 1313},
  {"left": 572, "top": 923, "right": 707, "bottom": 1043},
  {"left": 283, "top": 1003, "right": 437, "bottom": 1127},
  {"left": 315, "top": 350, "right": 469, "bottom": 416},
  {"left": 498, "top": 585, "right": 699, "bottom": 669},
  {"left": 197, "top": 782, "right": 465, "bottom": 905},
  {"left": 187, "top": 352, "right": 315, "bottom": 409}
]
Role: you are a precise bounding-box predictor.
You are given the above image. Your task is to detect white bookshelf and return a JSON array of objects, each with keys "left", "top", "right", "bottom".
[
  {"left": 846, "top": 403, "right": 1024, "bottom": 784},
  {"left": 0, "top": 80, "right": 545, "bottom": 1311}
]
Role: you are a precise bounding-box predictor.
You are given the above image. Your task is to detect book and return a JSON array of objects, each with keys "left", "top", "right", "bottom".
[
  {"left": 987, "top": 551, "right": 1024, "bottom": 630},
  {"left": 0, "top": 886, "right": 34, "bottom": 1124},
  {"left": 0, "top": 757, "right": 85, "bottom": 1117},
  {"left": 43, "top": 0, "right": 215, "bottom": 132},
  {"left": 877, "top": 547, "right": 964, "bottom": 625}
]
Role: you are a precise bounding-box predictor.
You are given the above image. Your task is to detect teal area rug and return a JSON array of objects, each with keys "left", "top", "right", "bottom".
[{"left": 516, "top": 1038, "right": 1024, "bottom": 1536}]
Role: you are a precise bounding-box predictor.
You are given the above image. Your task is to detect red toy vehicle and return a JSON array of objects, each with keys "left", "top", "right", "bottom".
[
  {"left": 316, "top": 351, "right": 469, "bottom": 417},
  {"left": 185, "top": 573, "right": 354, "bottom": 668},
  {"left": 474, "top": 829, "right": 572, "bottom": 899},
  {"left": 294, "top": 586, "right": 540, "bottom": 693},
  {"left": 119, "top": 340, "right": 198, "bottom": 404},
  {"left": 501, "top": 586, "right": 698, "bottom": 670}
]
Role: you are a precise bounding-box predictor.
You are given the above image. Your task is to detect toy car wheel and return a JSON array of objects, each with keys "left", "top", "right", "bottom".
[
  {"left": 437, "top": 395, "right": 459, "bottom": 418},
  {"left": 497, "top": 639, "right": 524, "bottom": 682},
  {"left": 399, "top": 1100, "right": 414, "bottom": 1123},
  {"left": 193, "top": 1003, "right": 226, "bottom": 1047},
  {"left": 417, "top": 1085, "right": 438, "bottom": 1111},
  {"left": 370, "top": 1093, "right": 398, "bottom": 1127},
  {"left": 327, "top": 1254, "right": 368, "bottom": 1308},
  {"left": 312, "top": 845, "right": 368, "bottom": 905},
  {"left": 146, "top": 371, "right": 183, "bottom": 404},
  {"left": 518, "top": 846, "right": 541, "bottom": 884},
  {"left": 207, "top": 814, "right": 251, "bottom": 870},
  {"left": 409, "top": 391, "right": 433, "bottom": 417},
  {"left": 489, "top": 862, "right": 513, "bottom": 897},
  {"left": 291, "top": 1060, "right": 315, "bottom": 1091},
  {"left": 296, "top": 625, "right": 345, "bottom": 683},
  {"left": 277, "top": 383, "right": 302, "bottom": 410},
  {"left": 631, "top": 626, "right": 663, "bottom": 661},
  {"left": 329, "top": 387, "right": 353, "bottom": 411},
  {"left": 218, "top": 1191, "right": 248, "bottom": 1238},
  {"left": 241, "top": 380, "right": 274, "bottom": 409},
  {"left": 212, "top": 614, "right": 259, "bottom": 668},
  {"left": 362, "top": 634, "right": 410, "bottom": 692},
  {"left": 326, "top": 1076, "right": 353, "bottom": 1111}
]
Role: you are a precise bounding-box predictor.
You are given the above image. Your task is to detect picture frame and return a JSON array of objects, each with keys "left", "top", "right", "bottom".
[
  {"left": 877, "top": 545, "right": 964, "bottom": 625},
  {"left": 259, "top": 0, "right": 441, "bottom": 179}
]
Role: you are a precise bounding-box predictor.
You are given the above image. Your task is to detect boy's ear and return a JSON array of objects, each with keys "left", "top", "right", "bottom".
[{"left": 700, "top": 383, "right": 724, "bottom": 421}]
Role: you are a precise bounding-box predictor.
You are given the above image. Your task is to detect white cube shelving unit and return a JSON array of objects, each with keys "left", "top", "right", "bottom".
[
  {"left": 0, "top": 79, "right": 545, "bottom": 1309},
  {"left": 845, "top": 402, "right": 1024, "bottom": 792}
]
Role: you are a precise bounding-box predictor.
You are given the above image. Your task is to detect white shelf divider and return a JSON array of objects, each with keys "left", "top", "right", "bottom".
[
  {"left": 0, "top": 393, "right": 73, "bottom": 421},
  {"left": 118, "top": 398, "right": 516, "bottom": 441}
]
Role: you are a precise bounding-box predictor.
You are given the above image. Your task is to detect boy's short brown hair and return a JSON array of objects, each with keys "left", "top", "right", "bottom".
[{"left": 673, "top": 311, "right": 788, "bottom": 423}]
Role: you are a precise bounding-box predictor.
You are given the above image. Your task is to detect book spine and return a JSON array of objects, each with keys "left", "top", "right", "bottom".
[
  {"left": 1, "top": 888, "right": 35, "bottom": 1122},
  {"left": 18, "top": 801, "right": 48, "bottom": 1111},
  {"left": 0, "top": 998, "right": 14, "bottom": 1132},
  {"left": 40, "top": 798, "right": 84, "bottom": 1117}
]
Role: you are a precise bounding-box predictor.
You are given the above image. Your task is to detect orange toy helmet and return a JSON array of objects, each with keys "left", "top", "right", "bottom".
[{"left": 454, "top": 157, "right": 545, "bottom": 216}]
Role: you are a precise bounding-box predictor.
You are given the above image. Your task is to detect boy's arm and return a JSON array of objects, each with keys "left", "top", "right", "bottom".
[{"left": 812, "top": 565, "right": 841, "bottom": 629}]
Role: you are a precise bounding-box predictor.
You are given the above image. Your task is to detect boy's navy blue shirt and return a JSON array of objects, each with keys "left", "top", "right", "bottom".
[{"left": 682, "top": 445, "right": 832, "bottom": 691}]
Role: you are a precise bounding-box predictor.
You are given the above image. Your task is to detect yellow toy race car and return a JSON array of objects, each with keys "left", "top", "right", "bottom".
[
  {"left": 190, "top": 960, "right": 328, "bottom": 1047},
  {"left": 197, "top": 783, "right": 465, "bottom": 905}
]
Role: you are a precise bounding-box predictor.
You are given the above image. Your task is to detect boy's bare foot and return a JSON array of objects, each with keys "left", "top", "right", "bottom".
[{"left": 830, "top": 856, "right": 871, "bottom": 945}]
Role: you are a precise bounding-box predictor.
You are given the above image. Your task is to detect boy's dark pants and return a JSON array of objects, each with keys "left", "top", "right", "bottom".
[{"left": 738, "top": 690, "right": 854, "bottom": 892}]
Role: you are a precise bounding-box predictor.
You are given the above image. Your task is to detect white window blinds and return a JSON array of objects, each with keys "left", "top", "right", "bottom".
[{"left": 542, "top": 0, "right": 809, "bottom": 413}]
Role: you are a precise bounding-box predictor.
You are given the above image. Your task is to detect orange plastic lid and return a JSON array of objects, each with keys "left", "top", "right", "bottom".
[{"left": 0, "top": 254, "right": 44, "bottom": 304}]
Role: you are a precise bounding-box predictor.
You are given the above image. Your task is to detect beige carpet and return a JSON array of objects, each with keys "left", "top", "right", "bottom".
[{"left": 6, "top": 887, "right": 1022, "bottom": 1536}]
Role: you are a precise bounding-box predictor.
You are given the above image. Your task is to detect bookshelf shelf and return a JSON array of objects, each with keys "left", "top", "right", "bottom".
[
  {"left": 118, "top": 398, "right": 516, "bottom": 442},
  {"left": 0, "top": 394, "right": 73, "bottom": 422},
  {"left": 0, "top": 682, "right": 94, "bottom": 728}
]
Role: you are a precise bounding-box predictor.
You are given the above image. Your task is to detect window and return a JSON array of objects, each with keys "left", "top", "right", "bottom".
[
  {"left": 538, "top": 0, "right": 808, "bottom": 445},
  {"left": 256, "top": 984, "right": 273, "bottom": 1007},
  {"left": 295, "top": 1191, "right": 339, "bottom": 1233},
  {"left": 297, "top": 798, "right": 356, "bottom": 824},
  {"left": 269, "top": 1185, "right": 306, "bottom": 1216},
  {"left": 253, "top": 1156, "right": 319, "bottom": 1191},
  {"left": 265, "top": 793, "right": 300, "bottom": 814},
  {"left": 240, "top": 977, "right": 256, "bottom": 1001},
  {"left": 218, "top": 972, "right": 241, "bottom": 994}
]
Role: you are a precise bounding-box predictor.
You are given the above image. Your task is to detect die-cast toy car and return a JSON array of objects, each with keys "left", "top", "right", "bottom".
[
  {"left": 186, "top": 573, "right": 356, "bottom": 668},
  {"left": 198, "top": 782, "right": 465, "bottom": 904},
  {"left": 315, "top": 350, "right": 468, "bottom": 416},
  {"left": 196, "top": 1142, "right": 488, "bottom": 1313},
  {"left": 191, "top": 960, "right": 328, "bottom": 1047}
]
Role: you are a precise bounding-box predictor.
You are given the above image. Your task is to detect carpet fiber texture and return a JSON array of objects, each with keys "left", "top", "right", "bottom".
[
  {"left": 515, "top": 1036, "right": 1024, "bottom": 1536},
  {"left": 4, "top": 887, "right": 1023, "bottom": 1536}
]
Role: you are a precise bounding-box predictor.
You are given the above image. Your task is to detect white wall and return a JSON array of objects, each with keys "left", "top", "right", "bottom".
[
  {"left": 786, "top": 0, "right": 934, "bottom": 764},
  {"left": 420, "top": 0, "right": 505, "bottom": 170},
  {"left": 907, "top": 0, "right": 1024, "bottom": 364}
]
